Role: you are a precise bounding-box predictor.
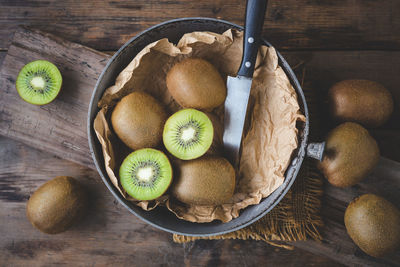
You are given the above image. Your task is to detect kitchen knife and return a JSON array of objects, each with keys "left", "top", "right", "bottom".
[{"left": 223, "top": 0, "right": 268, "bottom": 166}]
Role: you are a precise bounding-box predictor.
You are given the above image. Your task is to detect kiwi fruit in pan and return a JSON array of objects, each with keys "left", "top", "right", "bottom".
[
  {"left": 16, "top": 60, "right": 62, "bottom": 105},
  {"left": 26, "top": 176, "right": 87, "bottom": 234},
  {"left": 163, "top": 109, "right": 213, "bottom": 160},
  {"left": 171, "top": 156, "right": 236, "bottom": 205},
  {"left": 111, "top": 92, "right": 167, "bottom": 150},
  {"left": 120, "top": 148, "right": 173, "bottom": 201},
  {"left": 166, "top": 58, "right": 227, "bottom": 110}
]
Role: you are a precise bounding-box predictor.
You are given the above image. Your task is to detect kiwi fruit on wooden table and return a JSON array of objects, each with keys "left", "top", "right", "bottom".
[
  {"left": 166, "top": 58, "right": 227, "bottom": 110},
  {"left": 328, "top": 79, "right": 394, "bottom": 127},
  {"left": 163, "top": 108, "right": 214, "bottom": 160},
  {"left": 344, "top": 194, "right": 400, "bottom": 257},
  {"left": 26, "top": 176, "right": 87, "bottom": 234},
  {"left": 318, "top": 122, "right": 379, "bottom": 187},
  {"left": 171, "top": 156, "right": 235, "bottom": 205},
  {"left": 16, "top": 60, "right": 62, "bottom": 105},
  {"left": 119, "top": 148, "right": 173, "bottom": 201},
  {"left": 111, "top": 92, "right": 167, "bottom": 150}
]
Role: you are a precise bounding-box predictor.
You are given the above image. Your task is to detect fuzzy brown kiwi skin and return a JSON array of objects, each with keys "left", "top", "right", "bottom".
[
  {"left": 171, "top": 156, "right": 235, "bottom": 205},
  {"left": 328, "top": 79, "right": 394, "bottom": 127},
  {"left": 318, "top": 122, "right": 379, "bottom": 187},
  {"left": 344, "top": 194, "right": 400, "bottom": 257},
  {"left": 26, "top": 176, "right": 87, "bottom": 234},
  {"left": 204, "top": 112, "right": 224, "bottom": 156},
  {"left": 166, "top": 58, "right": 227, "bottom": 110},
  {"left": 111, "top": 92, "right": 167, "bottom": 150}
]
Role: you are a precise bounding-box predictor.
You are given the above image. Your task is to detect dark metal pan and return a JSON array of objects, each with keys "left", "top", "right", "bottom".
[{"left": 87, "top": 17, "right": 324, "bottom": 236}]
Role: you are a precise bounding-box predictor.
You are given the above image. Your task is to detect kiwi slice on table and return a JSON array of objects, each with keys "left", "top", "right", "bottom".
[
  {"left": 163, "top": 108, "right": 214, "bottom": 160},
  {"left": 120, "top": 148, "right": 173, "bottom": 201},
  {"left": 16, "top": 60, "right": 62, "bottom": 105}
]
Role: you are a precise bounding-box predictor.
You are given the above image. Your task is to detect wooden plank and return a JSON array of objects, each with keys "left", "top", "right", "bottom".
[
  {"left": 0, "top": 27, "right": 110, "bottom": 169},
  {"left": 0, "top": 0, "right": 399, "bottom": 51},
  {"left": 0, "top": 137, "right": 341, "bottom": 267}
]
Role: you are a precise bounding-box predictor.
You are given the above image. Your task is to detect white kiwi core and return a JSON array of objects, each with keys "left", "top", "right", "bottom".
[
  {"left": 30, "top": 76, "right": 46, "bottom": 90},
  {"left": 137, "top": 166, "right": 154, "bottom": 182},
  {"left": 181, "top": 127, "right": 196, "bottom": 142}
]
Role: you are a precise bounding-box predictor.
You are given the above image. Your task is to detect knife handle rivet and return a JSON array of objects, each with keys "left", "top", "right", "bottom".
[
  {"left": 245, "top": 61, "right": 251, "bottom": 68},
  {"left": 247, "top": 37, "right": 254, "bottom": 43}
]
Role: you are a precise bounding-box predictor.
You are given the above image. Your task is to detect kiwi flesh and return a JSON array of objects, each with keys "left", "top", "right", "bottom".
[
  {"left": 328, "top": 79, "right": 394, "bottom": 127},
  {"left": 120, "top": 148, "right": 173, "bottom": 201},
  {"left": 344, "top": 194, "right": 400, "bottom": 257},
  {"left": 171, "top": 156, "right": 235, "bottom": 205},
  {"left": 16, "top": 60, "right": 62, "bottom": 105},
  {"left": 163, "top": 109, "right": 213, "bottom": 160},
  {"left": 111, "top": 92, "right": 167, "bottom": 150},
  {"left": 166, "top": 58, "right": 227, "bottom": 110},
  {"left": 26, "top": 176, "right": 87, "bottom": 234},
  {"left": 318, "top": 122, "right": 379, "bottom": 187}
]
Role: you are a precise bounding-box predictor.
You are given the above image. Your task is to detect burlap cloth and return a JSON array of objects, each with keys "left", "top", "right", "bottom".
[{"left": 173, "top": 64, "right": 324, "bottom": 248}]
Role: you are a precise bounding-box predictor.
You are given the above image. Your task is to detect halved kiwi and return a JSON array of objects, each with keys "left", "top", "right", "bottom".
[
  {"left": 119, "top": 148, "right": 173, "bottom": 201},
  {"left": 163, "top": 109, "right": 213, "bottom": 160},
  {"left": 16, "top": 60, "right": 62, "bottom": 105}
]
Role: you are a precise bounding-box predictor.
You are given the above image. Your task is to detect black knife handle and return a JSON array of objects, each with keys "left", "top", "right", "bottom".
[{"left": 237, "top": 0, "right": 268, "bottom": 78}]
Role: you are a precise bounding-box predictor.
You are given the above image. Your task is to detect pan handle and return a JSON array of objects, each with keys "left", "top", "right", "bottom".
[{"left": 306, "top": 142, "right": 325, "bottom": 161}]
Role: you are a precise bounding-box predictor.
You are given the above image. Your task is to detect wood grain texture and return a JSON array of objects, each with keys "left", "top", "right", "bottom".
[
  {"left": 0, "top": 27, "right": 110, "bottom": 169},
  {"left": 0, "top": 51, "right": 6, "bottom": 67},
  {"left": 0, "top": 0, "right": 399, "bottom": 51},
  {"left": 0, "top": 137, "right": 341, "bottom": 267}
]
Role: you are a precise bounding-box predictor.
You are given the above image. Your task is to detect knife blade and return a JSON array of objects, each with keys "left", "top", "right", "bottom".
[{"left": 223, "top": 0, "right": 267, "bottom": 167}]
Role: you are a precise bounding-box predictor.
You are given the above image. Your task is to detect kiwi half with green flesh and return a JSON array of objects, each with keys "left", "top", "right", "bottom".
[
  {"left": 163, "top": 109, "right": 213, "bottom": 160},
  {"left": 120, "top": 148, "right": 173, "bottom": 201},
  {"left": 16, "top": 60, "right": 62, "bottom": 105}
]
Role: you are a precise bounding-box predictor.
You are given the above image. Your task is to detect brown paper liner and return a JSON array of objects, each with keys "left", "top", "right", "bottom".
[{"left": 93, "top": 29, "right": 305, "bottom": 223}]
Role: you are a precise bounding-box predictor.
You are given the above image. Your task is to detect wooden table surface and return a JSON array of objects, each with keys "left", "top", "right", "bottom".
[{"left": 1, "top": 1, "right": 400, "bottom": 266}]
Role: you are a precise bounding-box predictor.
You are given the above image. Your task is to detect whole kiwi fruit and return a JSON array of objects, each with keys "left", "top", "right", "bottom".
[
  {"left": 26, "top": 176, "right": 87, "bottom": 234},
  {"left": 111, "top": 92, "right": 167, "bottom": 150},
  {"left": 328, "top": 79, "right": 394, "bottom": 127},
  {"left": 344, "top": 194, "right": 400, "bottom": 257},
  {"left": 318, "top": 122, "right": 379, "bottom": 187},
  {"left": 166, "top": 58, "right": 227, "bottom": 110},
  {"left": 171, "top": 156, "right": 235, "bottom": 205}
]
